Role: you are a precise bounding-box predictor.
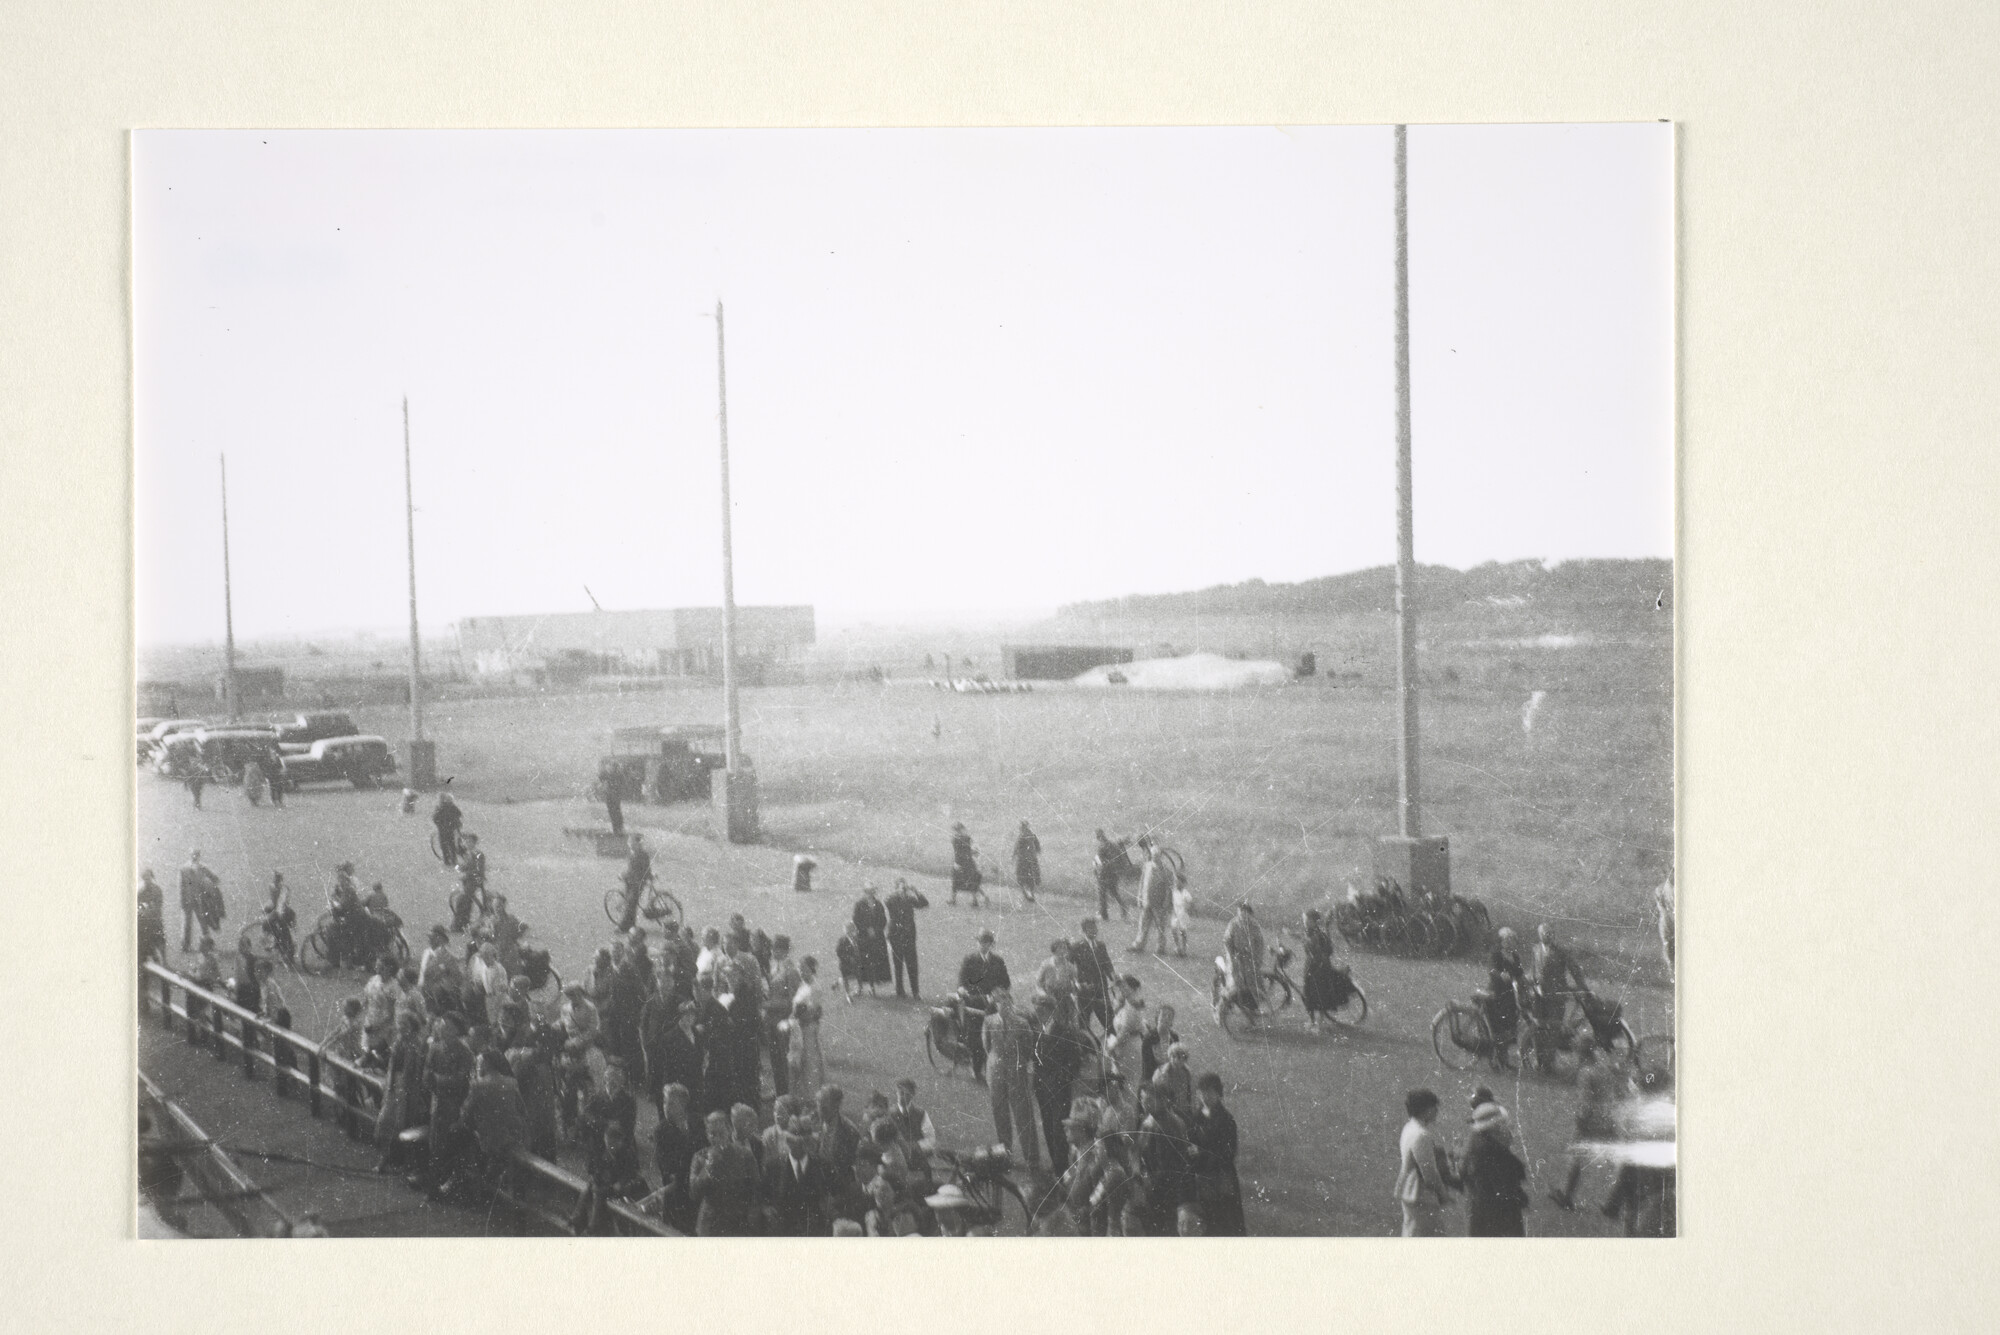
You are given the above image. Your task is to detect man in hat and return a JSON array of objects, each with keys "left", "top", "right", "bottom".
[
  {"left": 1189, "top": 1072, "right": 1246, "bottom": 1235},
  {"left": 926, "top": 1182, "right": 994, "bottom": 1237},
  {"left": 764, "top": 934, "right": 802, "bottom": 1099},
  {"left": 689, "top": 1109, "right": 762, "bottom": 1236},
  {"left": 956, "top": 929, "right": 1011, "bottom": 1082},
  {"left": 885, "top": 878, "right": 929, "bottom": 999},
  {"left": 420, "top": 1013, "right": 474, "bottom": 1198},
  {"left": 982, "top": 985, "right": 1044, "bottom": 1172},
  {"left": 1012, "top": 820, "right": 1042, "bottom": 903},
  {"left": 948, "top": 823, "right": 983, "bottom": 906},
  {"left": 1479, "top": 927, "right": 1527, "bottom": 1042}
]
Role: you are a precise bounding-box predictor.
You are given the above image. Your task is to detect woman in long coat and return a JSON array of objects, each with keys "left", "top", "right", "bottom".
[
  {"left": 1300, "top": 908, "right": 1342, "bottom": 1030},
  {"left": 1462, "top": 1101, "right": 1529, "bottom": 1236},
  {"left": 1189, "top": 1072, "right": 1247, "bottom": 1235},
  {"left": 1106, "top": 979, "right": 1147, "bottom": 1095},
  {"left": 851, "top": 887, "right": 893, "bottom": 991}
]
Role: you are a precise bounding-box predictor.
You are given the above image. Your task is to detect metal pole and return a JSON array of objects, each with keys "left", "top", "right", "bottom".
[
  {"left": 1392, "top": 124, "right": 1421, "bottom": 838},
  {"left": 715, "top": 301, "right": 741, "bottom": 774},
  {"left": 220, "top": 454, "right": 240, "bottom": 722},
  {"left": 403, "top": 396, "right": 424, "bottom": 741}
]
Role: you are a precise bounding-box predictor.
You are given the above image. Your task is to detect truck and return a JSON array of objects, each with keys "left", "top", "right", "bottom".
[{"left": 597, "top": 724, "right": 727, "bottom": 804}]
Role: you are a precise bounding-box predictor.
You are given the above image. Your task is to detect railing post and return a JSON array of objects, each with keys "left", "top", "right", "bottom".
[
  {"left": 307, "top": 1051, "right": 322, "bottom": 1118},
  {"left": 243, "top": 1013, "right": 258, "bottom": 1079},
  {"left": 212, "top": 1001, "right": 226, "bottom": 1061}
]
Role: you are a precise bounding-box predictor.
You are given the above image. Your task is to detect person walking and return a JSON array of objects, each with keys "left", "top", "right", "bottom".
[
  {"left": 1130, "top": 839, "right": 1176, "bottom": 954},
  {"left": 178, "top": 850, "right": 214, "bottom": 953},
  {"left": 1012, "top": 820, "right": 1042, "bottom": 903},
  {"left": 1462, "top": 1099, "right": 1530, "bottom": 1236},
  {"left": 787, "top": 956, "right": 827, "bottom": 1096},
  {"left": 1070, "top": 919, "right": 1115, "bottom": 1034},
  {"left": 1092, "top": 830, "right": 1131, "bottom": 922},
  {"left": 885, "top": 878, "right": 929, "bottom": 999},
  {"left": 1221, "top": 901, "right": 1267, "bottom": 1011},
  {"left": 948, "top": 823, "right": 984, "bottom": 907},
  {"left": 431, "top": 791, "right": 462, "bottom": 865},
  {"left": 1189, "top": 1072, "right": 1247, "bottom": 1235},
  {"left": 451, "top": 834, "right": 487, "bottom": 933},
  {"left": 851, "top": 884, "right": 892, "bottom": 998},
  {"left": 1301, "top": 908, "right": 1341, "bottom": 1031},
  {"left": 1548, "top": 1037, "right": 1633, "bottom": 1212},
  {"left": 981, "top": 986, "right": 1043, "bottom": 1172},
  {"left": 1395, "top": 1089, "right": 1458, "bottom": 1236},
  {"left": 137, "top": 871, "right": 168, "bottom": 970},
  {"left": 186, "top": 768, "right": 207, "bottom": 810}
]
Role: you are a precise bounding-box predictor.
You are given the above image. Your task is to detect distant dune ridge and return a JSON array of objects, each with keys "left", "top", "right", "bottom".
[{"left": 1059, "top": 557, "right": 1672, "bottom": 622}]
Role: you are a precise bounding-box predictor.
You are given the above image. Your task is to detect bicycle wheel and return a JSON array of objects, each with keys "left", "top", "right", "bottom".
[
  {"left": 1377, "top": 915, "right": 1408, "bottom": 955},
  {"left": 603, "top": 886, "right": 630, "bottom": 928},
  {"left": 1432, "top": 1005, "right": 1487, "bottom": 1071},
  {"left": 644, "top": 888, "right": 683, "bottom": 926},
  {"left": 298, "top": 930, "right": 331, "bottom": 976},
  {"left": 1216, "top": 994, "right": 1248, "bottom": 1038},
  {"left": 1402, "top": 914, "right": 1433, "bottom": 956},
  {"left": 994, "top": 1178, "right": 1033, "bottom": 1235},
  {"left": 1424, "top": 912, "right": 1457, "bottom": 957},
  {"left": 387, "top": 929, "right": 411, "bottom": 966},
  {"left": 925, "top": 1023, "right": 958, "bottom": 1074},
  {"left": 1263, "top": 970, "right": 1295, "bottom": 1012},
  {"left": 429, "top": 832, "right": 445, "bottom": 863},
  {"left": 1337, "top": 984, "right": 1368, "bottom": 1026}
]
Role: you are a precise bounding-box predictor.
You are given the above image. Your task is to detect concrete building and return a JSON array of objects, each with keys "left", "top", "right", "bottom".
[{"left": 454, "top": 607, "right": 815, "bottom": 683}]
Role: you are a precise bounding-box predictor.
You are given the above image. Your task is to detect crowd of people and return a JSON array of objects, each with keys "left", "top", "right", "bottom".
[{"left": 141, "top": 792, "right": 1665, "bottom": 1239}]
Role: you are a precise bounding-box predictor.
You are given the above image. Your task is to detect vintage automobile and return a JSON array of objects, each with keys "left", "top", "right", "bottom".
[
  {"left": 192, "top": 726, "right": 283, "bottom": 784},
  {"left": 151, "top": 732, "right": 205, "bottom": 779},
  {"left": 596, "top": 723, "right": 726, "bottom": 804},
  {"left": 141, "top": 718, "right": 208, "bottom": 764},
  {"left": 280, "top": 734, "right": 399, "bottom": 790},
  {"left": 271, "top": 710, "right": 360, "bottom": 748}
]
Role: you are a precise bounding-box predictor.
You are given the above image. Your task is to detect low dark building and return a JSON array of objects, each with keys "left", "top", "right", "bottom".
[{"left": 1000, "top": 644, "right": 1134, "bottom": 681}]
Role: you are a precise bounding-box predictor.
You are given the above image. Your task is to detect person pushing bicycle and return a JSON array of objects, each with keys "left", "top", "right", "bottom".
[{"left": 614, "top": 834, "right": 653, "bottom": 933}]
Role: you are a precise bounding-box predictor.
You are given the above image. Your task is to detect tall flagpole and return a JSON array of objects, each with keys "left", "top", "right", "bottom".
[
  {"left": 220, "top": 453, "right": 240, "bottom": 722},
  {"left": 1392, "top": 123, "right": 1422, "bottom": 839},
  {"left": 403, "top": 396, "right": 424, "bottom": 743}
]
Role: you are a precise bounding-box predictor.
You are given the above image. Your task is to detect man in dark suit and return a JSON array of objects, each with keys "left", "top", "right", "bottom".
[
  {"left": 956, "top": 929, "right": 1011, "bottom": 1083},
  {"left": 815, "top": 1084, "right": 863, "bottom": 1182},
  {"left": 1070, "top": 918, "right": 1116, "bottom": 1033},
  {"left": 884, "top": 879, "right": 930, "bottom": 999},
  {"left": 762, "top": 1117, "right": 834, "bottom": 1236}
]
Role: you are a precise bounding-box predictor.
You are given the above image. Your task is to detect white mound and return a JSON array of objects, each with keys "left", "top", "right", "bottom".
[{"left": 1074, "top": 651, "right": 1292, "bottom": 691}]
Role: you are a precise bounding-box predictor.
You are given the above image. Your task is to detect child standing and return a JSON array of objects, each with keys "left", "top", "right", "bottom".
[{"left": 1170, "top": 881, "right": 1194, "bottom": 957}]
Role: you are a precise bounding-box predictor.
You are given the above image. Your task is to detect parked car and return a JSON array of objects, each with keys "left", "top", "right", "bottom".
[
  {"left": 280, "top": 734, "right": 398, "bottom": 790},
  {"left": 152, "top": 732, "right": 204, "bottom": 779},
  {"left": 192, "top": 727, "right": 282, "bottom": 784},
  {"left": 141, "top": 718, "right": 207, "bottom": 763},
  {"left": 272, "top": 711, "right": 361, "bottom": 747}
]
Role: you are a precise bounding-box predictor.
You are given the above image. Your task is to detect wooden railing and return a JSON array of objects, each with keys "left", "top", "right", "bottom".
[{"left": 141, "top": 961, "right": 674, "bottom": 1237}]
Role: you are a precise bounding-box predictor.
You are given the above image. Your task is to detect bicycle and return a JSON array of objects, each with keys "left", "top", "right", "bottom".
[
  {"left": 299, "top": 910, "right": 410, "bottom": 975},
  {"left": 1210, "top": 947, "right": 1295, "bottom": 1036},
  {"left": 1431, "top": 981, "right": 1522, "bottom": 1072},
  {"left": 929, "top": 1146, "right": 1033, "bottom": 1234},
  {"left": 1516, "top": 985, "right": 1638, "bottom": 1078},
  {"left": 602, "top": 877, "right": 683, "bottom": 932},
  {"left": 924, "top": 993, "right": 991, "bottom": 1075}
]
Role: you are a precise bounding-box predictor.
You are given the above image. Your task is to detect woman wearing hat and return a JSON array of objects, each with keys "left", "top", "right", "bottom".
[
  {"left": 787, "top": 955, "right": 827, "bottom": 1093},
  {"left": 1461, "top": 1098, "right": 1529, "bottom": 1236}
]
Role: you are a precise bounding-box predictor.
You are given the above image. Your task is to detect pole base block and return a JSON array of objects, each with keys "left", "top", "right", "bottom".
[
  {"left": 713, "top": 764, "right": 760, "bottom": 844},
  {"left": 404, "top": 739, "right": 438, "bottom": 790},
  {"left": 1373, "top": 835, "right": 1450, "bottom": 898}
]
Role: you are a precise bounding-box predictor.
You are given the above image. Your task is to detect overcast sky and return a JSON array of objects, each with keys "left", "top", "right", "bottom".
[{"left": 134, "top": 125, "right": 1672, "bottom": 646}]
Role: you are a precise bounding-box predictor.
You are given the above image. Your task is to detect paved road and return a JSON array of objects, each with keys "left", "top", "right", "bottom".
[{"left": 137, "top": 775, "right": 1671, "bottom": 1235}]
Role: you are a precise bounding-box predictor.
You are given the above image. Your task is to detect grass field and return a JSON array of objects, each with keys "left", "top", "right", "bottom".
[{"left": 344, "top": 615, "right": 1671, "bottom": 983}]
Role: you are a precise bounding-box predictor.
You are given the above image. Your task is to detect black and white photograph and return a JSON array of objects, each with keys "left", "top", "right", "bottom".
[{"left": 132, "top": 125, "right": 1674, "bottom": 1238}]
